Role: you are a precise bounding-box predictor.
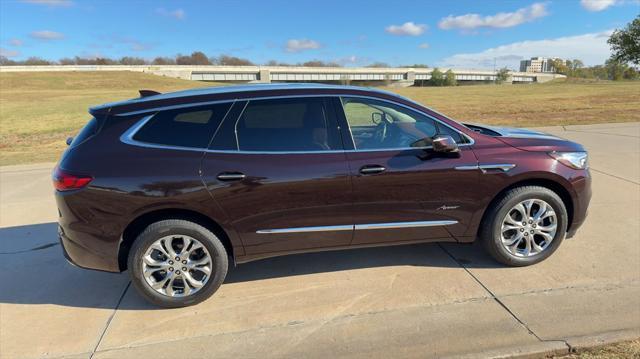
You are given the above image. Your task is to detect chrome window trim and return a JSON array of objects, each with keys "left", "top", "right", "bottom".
[
  {"left": 114, "top": 98, "right": 238, "bottom": 117},
  {"left": 233, "top": 101, "right": 249, "bottom": 150},
  {"left": 119, "top": 94, "right": 474, "bottom": 154},
  {"left": 256, "top": 220, "right": 458, "bottom": 234},
  {"left": 119, "top": 99, "right": 237, "bottom": 153}
]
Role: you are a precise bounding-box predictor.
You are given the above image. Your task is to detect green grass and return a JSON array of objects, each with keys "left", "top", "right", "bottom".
[{"left": 0, "top": 71, "right": 639, "bottom": 166}]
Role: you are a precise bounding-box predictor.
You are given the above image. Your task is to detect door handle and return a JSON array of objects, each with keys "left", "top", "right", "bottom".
[
  {"left": 360, "top": 165, "right": 386, "bottom": 175},
  {"left": 217, "top": 172, "right": 246, "bottom": 181}
]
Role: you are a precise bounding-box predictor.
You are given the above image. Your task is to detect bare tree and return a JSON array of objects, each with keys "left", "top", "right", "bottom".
[
  {"left": 214, "top": 55, "right": 254, "bottom": 66},
  {"left": 152, "top": 57, "right": 176, "bottom": 65},
  {"left": 366, "top": 62, "right": 390, "bottom": 68},
  {"left": 119, "top": 56, "right": 147, "bottom": 65}
]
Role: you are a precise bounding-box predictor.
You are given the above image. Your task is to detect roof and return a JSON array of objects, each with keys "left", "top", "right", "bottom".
[{"left": 90, "top": 83, "right": 414, "bottom": 116}]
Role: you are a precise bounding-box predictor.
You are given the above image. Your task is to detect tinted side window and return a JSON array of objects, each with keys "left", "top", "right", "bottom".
[
  {"left": 133, "top": 102, "right": 232, "bottom": 148},
  {"left": 70, "top": 118, "right": 99, "bottom": 148},
  {"left": 236, "top": 98, "right": 340, "bottom": 152},
  {"left": 341, "top": 97, "right": 438, "bottom": 150}
]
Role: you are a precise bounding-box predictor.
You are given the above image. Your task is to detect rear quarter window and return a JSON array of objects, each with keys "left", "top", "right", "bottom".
[
  {"left": 133, "top": 103, "right": 232, "bottom": 148},
  {"left": 70, "top": 117, "right": 99, "bottom": 148}
]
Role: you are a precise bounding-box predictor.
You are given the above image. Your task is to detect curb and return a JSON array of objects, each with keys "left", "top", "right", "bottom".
[
  {"left": 0, "top": 162, "right": 56, "bottom": 173},
  {"left": 445, "top": 341, "right": 568, "bottom": 359},
  {"left": 564, "top": 328, "right": 640, "bottom": 354},
  {"left": 446, "top": 328, "right": 639, "bottom": 358}
]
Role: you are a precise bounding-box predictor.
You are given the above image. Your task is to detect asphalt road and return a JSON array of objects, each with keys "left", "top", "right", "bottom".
[{"left": 1, "top": 122, "right": 639, "bottom": 359}]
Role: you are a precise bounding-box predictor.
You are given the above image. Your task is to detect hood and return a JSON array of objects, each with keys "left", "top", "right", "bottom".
[{"left": 465, "top": 123, "right": 585, "bottom": 152}]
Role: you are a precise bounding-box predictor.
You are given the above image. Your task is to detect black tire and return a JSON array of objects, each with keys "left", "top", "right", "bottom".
[
  {"left": 480, "top": 186, "right": 568, "bottom": 266},
  {"left": 128, "top": 219, "right": 228, "bottom": 308}
]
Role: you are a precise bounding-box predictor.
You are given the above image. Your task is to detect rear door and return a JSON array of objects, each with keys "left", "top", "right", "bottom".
[
  {"left": 201, "top": 97, "right": 354, "bottom": 255},
  {"left": 337, "top": 96, "right": 480, "bottom": 245}
]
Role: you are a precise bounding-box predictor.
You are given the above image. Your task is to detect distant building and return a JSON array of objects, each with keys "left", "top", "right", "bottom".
[{"left": 519, "top": 57, "right": 564, "bottom": 73}]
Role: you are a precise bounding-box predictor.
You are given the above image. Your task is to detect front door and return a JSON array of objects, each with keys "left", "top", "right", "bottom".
[
  {"left": 201, "top": 97, "right": 353, "bottom": 255},
  {"left": 338, "top": 96, "right": 480, "bottom": 245}
]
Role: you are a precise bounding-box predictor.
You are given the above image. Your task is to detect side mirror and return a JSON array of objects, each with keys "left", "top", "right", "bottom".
[
  {"left": 432, "top": 135, "right": 459, "bottom": 153},
  {"left": 65, "top": 137, "right": 74, "bottom": 146}
]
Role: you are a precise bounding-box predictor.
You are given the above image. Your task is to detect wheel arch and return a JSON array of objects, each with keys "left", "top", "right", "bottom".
[
  {"left": 477, "top": 177, "right": 575, "bottom": 238},
  {"left": 118, "top": 208, "right": 235, "bottom": 272}
]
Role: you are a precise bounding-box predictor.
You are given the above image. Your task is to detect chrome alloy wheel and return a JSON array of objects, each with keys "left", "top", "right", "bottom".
[
  {"left": 142, "top": 235, "right": 212, "bottom": 297},
  {"left": 500, "top": 199, "right": 557, "bottom": 257}
]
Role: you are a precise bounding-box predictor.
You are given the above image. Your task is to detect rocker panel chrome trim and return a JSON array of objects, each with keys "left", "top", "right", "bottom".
[{"left": 256, "top": 220, "right": 458, "bottom": 234}]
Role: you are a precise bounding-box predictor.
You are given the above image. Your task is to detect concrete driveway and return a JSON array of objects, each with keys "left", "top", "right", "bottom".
[{"left": 1, "top": 122, "right": 639, "bottom": 359}]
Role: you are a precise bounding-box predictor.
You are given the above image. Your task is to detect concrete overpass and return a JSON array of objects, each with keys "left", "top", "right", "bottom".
[{"left": 0, "top": 65, "right": 565, "bottom": 85}]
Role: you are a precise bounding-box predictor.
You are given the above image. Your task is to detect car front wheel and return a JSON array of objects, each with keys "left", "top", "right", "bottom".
[
  {"left": 481, "top": 186, "right": 568, "bottom": 266},
  {"left": 128, "top": 219, "right": 228, "bottom": 308}
]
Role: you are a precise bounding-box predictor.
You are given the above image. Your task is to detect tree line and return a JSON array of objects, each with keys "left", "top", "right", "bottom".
[
  {"left": 0, "top": 52, "right": 255, "bottom": 66},
  {"left": 0, "top": 51, "right": 431, "bottom": 68},
  {"left": 550, "top": 58, "right": 638, "bottom": 81},
  {"left": 1, "top": 16, "right": 637, "bottom": 84},
  {"left": 549, "top": 16, "right": 639, "bottom": 81}
]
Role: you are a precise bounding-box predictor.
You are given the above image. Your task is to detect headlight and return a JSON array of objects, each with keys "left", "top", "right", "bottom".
[{"left": 549, "top": 151, "right": 588, "bottom": 169}]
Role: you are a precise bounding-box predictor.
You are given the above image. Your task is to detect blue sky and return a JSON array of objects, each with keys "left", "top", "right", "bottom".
[{"left": 0, "top": 0, "right": 638, "bottom": 69}]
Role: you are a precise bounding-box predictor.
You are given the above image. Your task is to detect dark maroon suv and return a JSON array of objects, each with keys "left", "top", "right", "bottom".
[{"left": 54, "top": 84, "right": 591, "bottom": 307}]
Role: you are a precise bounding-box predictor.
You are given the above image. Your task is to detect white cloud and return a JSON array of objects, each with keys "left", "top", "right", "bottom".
[
  {"left": 0, "top": 48, "right": 20, "bottom": 58},
  {"left": 21, "top": 0, "right": 72, "bottom": 6},
  {"left": 580, "top": 0, "right": 619, "bottom": 11},
  {"left": 156, "top": 8, "right": 185, "bottom": 20},
  {"left": 440, "top": 30, "right": 613, "bottom": 69},
  {"left": 418, "top": 43, "right": 430, "bottom": 49},
  {"left": 10, "top": 39, "right": 23, "bottom": 46},
  {"left": 285, "top": 39, "right": 321, "bottom": 53},
  {"left": 385, "top": 22, "right": 427, "bottom": 36},
  {"left": 30, "top": 30, "right": 64, "bottom": 40},
  {"left": 438, "top": 2, "right": 548, "bottom": 30}
]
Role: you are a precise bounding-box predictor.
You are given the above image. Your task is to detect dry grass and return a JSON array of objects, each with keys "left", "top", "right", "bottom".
[
  {"left": 388, "top": 80, "right": 640, "bottom": 127},
  {"left": 0, "top": 71, "right": 639, "bottom": 165},
  {"left": 553, "top": 339, "right": 640, "bottom": 358},
  {"left": 0, "top": 71, "right": 213, "bottom": 165}
]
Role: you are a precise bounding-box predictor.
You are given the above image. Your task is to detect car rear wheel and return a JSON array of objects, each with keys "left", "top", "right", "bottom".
[
  {"left": 128, "top": 219, "right": 228, "bottom": 308},
  {"left": 481, "top": 186, "right": 568, "bottom": 266}
]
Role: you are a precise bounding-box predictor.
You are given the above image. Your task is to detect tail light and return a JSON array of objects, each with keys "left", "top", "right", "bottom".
[{"left": 52, "top": 167, "right": 93, "bottom": 191}]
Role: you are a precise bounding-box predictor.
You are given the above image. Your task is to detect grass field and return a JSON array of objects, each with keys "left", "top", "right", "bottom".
[
  {"left": 556, "top": 339, "right": 640, "bottom": 358},
  {"left": 1, "top": 71, "right": 639, "bottom": 166}
]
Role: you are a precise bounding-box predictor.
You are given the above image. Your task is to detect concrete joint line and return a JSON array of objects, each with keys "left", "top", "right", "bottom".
[
  {"left": 563, "top": 128, "right": 640, "bottom": 139},
  {"left": 90, "top": 281, "right": 131, "bottom": 359},
  {"left": 91, "top": 294, "right": 498, "bottom": 355},
  {"left": 590, "top": 168, "right": 640, "bottom": 185},
  {"left": 436, "top": 244, "right": 571, "bottom": 352}
]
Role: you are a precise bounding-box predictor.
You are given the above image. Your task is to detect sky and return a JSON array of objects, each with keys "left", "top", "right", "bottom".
[{"left": 0, "top": 0, "right": 638, "bottom": 69}]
